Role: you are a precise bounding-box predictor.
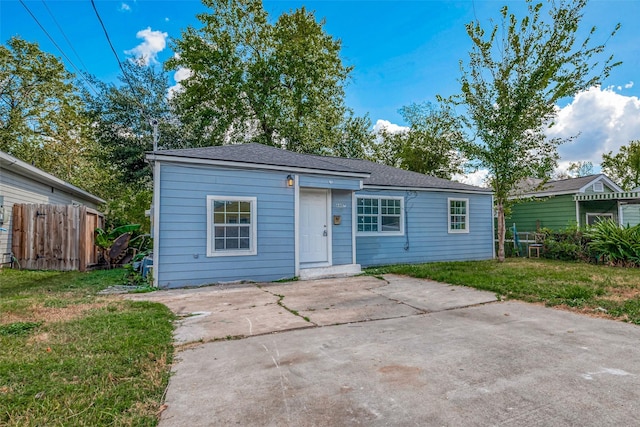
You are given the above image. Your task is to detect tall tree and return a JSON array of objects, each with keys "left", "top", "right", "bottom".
[
  {"left": 0, "top": 36, "right": 107, "bottom": 196},
  {"left": 601, "top": 140, "right": 640, "bottom": 190},
  {"left": 456, "top": 0, "right": 619, "bottom": 261},
  {"left": 84, "top": 61, "right": 185, "bottom": 189},
  {"left": 167, "top": 0, "right": 369, "bottom": 154},
  {"left": 371, "top": 102, "right": 465, "bottom": 179}
]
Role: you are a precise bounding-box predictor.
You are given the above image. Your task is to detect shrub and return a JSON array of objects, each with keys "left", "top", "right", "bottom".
[
  {"left": 538, "top": 226, "right": 593, "bottom": 262},
  {"left": 586, "top": 219, "right": 640, "bottom": 267}
]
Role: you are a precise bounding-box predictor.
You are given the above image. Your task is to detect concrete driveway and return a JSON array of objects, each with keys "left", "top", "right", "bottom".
[{"left": 128, "top": 275, "right": 640, "bottom": 426}]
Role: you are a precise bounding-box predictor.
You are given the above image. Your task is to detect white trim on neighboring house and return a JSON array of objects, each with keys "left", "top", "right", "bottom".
[
  {"left": 575, "top": 199, "right": 580, "bottom": 227},
  {"left": 577, "top": 175, "right": 623, "bottom": 193},
  {"left": 512, "top": 175, "right": 624, "bottom": 200},
  {"left": 152, "top": 161, "right": 161, "bottom": 288},
  {"left": 618, "top": 201, "right": 623, "bottom": 226},
  {"left": 147, "top": 154, "right": 370, "bottom": 179},
  {"left": 294, "top": 174, "right": 300, "bottom": 277},
  {"left": 586, "top": 212, "right": 614, "bottom": 226}
]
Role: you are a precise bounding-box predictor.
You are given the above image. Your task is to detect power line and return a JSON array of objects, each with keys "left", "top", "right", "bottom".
[
  {"left": 18, "top": 0, "right": 99, "bottom": 96},
  {"left": 89, "top": 0, "right": 152, "bottom": 122},
  {"left": 40, "top": 0, "right": 90, "bottom": 72}
]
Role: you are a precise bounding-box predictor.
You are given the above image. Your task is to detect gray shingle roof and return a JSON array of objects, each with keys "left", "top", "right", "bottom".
[
  {"left": 153, "top": 143, "right": 365, "bottom": 174},
  {"left": 152, "top": 143, "right": 490, "bottom": 193},
  {"left": 517, "top": 174, "right": 608, "bottom": 195},
  {"left": 318, "top": 156, "right": 489, "bottom": 192}
]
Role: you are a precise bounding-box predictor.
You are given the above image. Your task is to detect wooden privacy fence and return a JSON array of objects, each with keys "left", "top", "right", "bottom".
[{"left": 11, "top": 204, "right": 104, "bottom": 271}]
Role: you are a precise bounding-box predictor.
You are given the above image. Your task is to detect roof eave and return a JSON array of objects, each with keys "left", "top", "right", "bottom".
[
  {"left": 363, "top": 184, "right": 493, "bottom": 195},
  {"left": 1, "top": 151, "right": 106, "bottom": 205},
  {"left": 147, "top": 152, "right": 371, "bottom": 179}
]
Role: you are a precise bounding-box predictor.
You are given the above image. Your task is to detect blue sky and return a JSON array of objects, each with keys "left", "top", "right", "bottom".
[{"left": 2, "top": 0, "right": 640, "bottom": 182}]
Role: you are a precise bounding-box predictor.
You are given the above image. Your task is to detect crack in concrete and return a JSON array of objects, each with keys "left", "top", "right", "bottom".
[{"left": 256, "top": 285, "right": 317, "bottom": 326}]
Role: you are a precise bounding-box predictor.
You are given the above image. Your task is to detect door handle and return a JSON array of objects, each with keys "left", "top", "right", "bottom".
[{"left": 323, "top": 229, "right": 328, "bottom": 236}]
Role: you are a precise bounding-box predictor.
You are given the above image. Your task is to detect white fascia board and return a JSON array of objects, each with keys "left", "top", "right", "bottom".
[
  {"left": 146, "top": 153, "right": 371, "bottom": 179},
  {"left": 363, "top": 185, "right": 493, "bottom": 195},
  {"left": 0, "top": 151, "right": 106, "bottom": 205},
  {"left": 577, "top": 175, "right": 624, "bottom": 193}
]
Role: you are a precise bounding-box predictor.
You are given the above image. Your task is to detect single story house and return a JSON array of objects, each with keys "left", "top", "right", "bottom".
[
  {"left": 509, "top": 174, "right": 640, "bottom": 232},
  {"left": 0, "top": 150, "right": 105, "bottom": 267},
  {"left": 147, "top": 143, "right": 494, "bottom": 289}
]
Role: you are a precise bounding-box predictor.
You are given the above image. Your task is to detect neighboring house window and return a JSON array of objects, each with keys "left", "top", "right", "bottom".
[
  {"left": 206, "top": 196, "right": 257, "bottom": 256},
  {"left": 356, "top": 196, "right": 404, "bottom": 235},
  {"left": 592, "top": 182, "right": 604, "bottom": 192},
  {"left": 586, "top": 212, "right": 613, "bottom": 226},
  {"left": 448, "top": 198, "right": 469, "bottom": 233}
]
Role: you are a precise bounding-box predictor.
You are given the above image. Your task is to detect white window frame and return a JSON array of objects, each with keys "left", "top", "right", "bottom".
[
  {"left": 206, "top": 195, "right": 257, "bottom": 257},
  {"left": 593, "top": 182, "right": 604, "bottom": 192},
  {"left": 356, "top": 195, "right": 404, "bottom": 236},
  {"left": 586, "top": 212, "right": 613, "bottom": 226},
  {"left": 448, "top": 198, "right": 470, "bottom": 234}
]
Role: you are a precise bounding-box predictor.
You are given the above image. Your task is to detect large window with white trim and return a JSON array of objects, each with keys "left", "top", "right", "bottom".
[
  {"left": 207, "top": 196, "right": 257, "bottom": 256},
  {"left": 586, "top": 212, "right": 613, "bottom": 226},
  {"left": 448, "top": 198, "right": 469, "bottom": 233},
  {"left": 357, "top": 196, "right": 404, "bottom": 235}
]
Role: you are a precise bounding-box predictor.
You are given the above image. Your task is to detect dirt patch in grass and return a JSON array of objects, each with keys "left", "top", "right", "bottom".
[
  {"left": 601, "top": 287, "right": 640, "bottom": 300},
  {"left": 0, "top": 299, "right": 115, "bottom": 325}
]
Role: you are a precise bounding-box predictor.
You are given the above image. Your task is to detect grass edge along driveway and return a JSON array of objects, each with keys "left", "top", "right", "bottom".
[
  {"left": 0, "top": 268, "right": 175, "bottom": 427},
  {"left": 367, "top": 258, "right": 640, "bottom": 325}
]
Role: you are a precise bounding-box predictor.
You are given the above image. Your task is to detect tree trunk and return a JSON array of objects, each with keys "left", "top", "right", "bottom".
[{"left": 497, "top": 202, "right": 506, "bottom": 262}]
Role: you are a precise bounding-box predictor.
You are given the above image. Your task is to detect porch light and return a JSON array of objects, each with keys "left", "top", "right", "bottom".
[{"left": 287, "top": 174, "right": 294, "bottom": 187}]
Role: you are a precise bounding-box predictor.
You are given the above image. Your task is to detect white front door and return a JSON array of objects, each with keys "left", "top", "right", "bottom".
[{"left": 300, "top": 189, "right": 330, "bottom": 265}]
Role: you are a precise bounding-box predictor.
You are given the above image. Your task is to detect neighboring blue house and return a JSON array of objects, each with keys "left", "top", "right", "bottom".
[{"left": 147, "top": 143, "right": 494, "bottom": 288}]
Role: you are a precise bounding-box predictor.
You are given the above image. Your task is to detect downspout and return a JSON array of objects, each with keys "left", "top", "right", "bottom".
[
  {"left": 575, "top": 199, "right": 580, "bottom": 227},
  {"left": 491, "top": 194, "right": 496, "bottom": 259},
  {"left": 152, "top": 160, "right": 161, "bottom": 288},
  {"left": 294, "top": 174, "right": 300, "bottom": 277}
]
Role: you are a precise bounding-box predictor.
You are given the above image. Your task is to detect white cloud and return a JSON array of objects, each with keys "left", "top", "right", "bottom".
[
  {"left": 165, "top": 17, "right": 170, "bottom": 22},
  {"left": 373, "top": 119, "right": 408, "bottom": 134},
  {"left": 168, "top": 67, "right": 193, "bottom": 98},
  {"left": 546, "top": 86, "right": 640, "bottom": 166},
  {"left": 119, "top": 3, "right": 131, "bottom": 12},
  {"left": 453, "top": 169, "right": 489, "bottom": 188},
  {"left": 625, "top": 81, "right": 634, "bottom": 89},
  {"left": 124, "top": 27, "right": 168, "bottom": 65}
]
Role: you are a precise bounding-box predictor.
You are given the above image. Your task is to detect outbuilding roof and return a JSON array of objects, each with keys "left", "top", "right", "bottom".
[
  {"left": 149, "top": 143, "right": 490, "bottom": 193},
  {"left": 0, "top": 150, "right": 105, "bottom": 205}
]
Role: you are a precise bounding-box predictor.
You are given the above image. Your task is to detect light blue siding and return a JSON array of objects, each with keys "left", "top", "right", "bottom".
[
  {"left": 299, "top": 175, "right": 362, "bottom": 190},
  {"left": 356, "top": 190, "right": 494, "bottom": 266},
  {"left": 157, "top": 164, "right": 296, "bottom": 288},
  {"left": 331, "top": 190, "right": 353, "bottom": 265},
  {"left": 622, "top": 204, "right": 640, "bottom": 227}
]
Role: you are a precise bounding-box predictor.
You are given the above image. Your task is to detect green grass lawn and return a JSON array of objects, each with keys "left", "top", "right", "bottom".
[
  {"left": 367, "top": 258, "right": 640, "bottom": 324},
  {"left": 0, "top": 268, "right": 175, "bottom": 426}
]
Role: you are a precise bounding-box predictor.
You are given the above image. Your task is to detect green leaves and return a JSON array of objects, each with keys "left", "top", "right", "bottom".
[
  {"left": 167, "top": 0, "right": 368, "bottom": 155},
  {"left": 587, "top": 219, "right": 640, "bottom": 266},
  {"left": 372, "top": 102, "right": 465, "bottom": 179},
  {"left": 601, "top": 140, "right": 640, "bottom": 190},
  {"left": 456, "top": 0, "right": 619, "bottom": 261}
]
